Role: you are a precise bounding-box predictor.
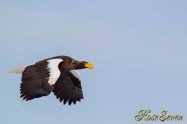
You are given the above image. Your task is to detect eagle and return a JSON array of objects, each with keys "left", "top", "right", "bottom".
[{"left": 9, "top": 56, "right": 93, "bottom": 105}]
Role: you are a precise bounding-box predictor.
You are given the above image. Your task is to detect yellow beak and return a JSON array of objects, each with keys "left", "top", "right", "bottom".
[{"left": 84, "top": 63, "right": 94, "bottom": 69}]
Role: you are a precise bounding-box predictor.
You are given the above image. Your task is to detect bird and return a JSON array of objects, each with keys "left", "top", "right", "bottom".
[{"left": 9, "top": 55, "right": 93, "bottom": 105}]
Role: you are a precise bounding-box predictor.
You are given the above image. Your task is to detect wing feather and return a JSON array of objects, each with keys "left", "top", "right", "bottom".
[
  {"left": 20, "top": 59, "right": 61, "bottom": 101},
  {"left": 53, "top": 71, "right": 83, "bottom": 105}
]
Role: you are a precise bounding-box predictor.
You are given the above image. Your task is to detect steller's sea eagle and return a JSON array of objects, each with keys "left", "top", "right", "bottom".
[{"left": 9, "top": 55, "right": 93, "bottom": 105}]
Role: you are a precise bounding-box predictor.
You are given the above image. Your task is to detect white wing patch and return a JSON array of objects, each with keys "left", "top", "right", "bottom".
[
  {"left": 70, "top": 70, "right": 81, "bottom": 81},
  {"left": 47, "top": 59, "right": 63, "bottom": 85}
]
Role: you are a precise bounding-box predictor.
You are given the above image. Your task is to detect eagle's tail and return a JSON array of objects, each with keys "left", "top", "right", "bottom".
[{"left": 8, "top": 66, "right": 26, "bottom": 74}]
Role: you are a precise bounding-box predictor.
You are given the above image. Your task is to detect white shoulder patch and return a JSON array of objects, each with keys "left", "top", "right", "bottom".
[
  {"left": 47, "top": 59, "right": 63, "bottom": 85},
  {"left": 70, "top": 70, "right": 81, "bottom": 81}
]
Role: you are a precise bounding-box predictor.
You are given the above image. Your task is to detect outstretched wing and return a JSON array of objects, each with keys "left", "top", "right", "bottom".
[
  {"left": 20, "top": 58, "right": 63, "bottom": 101},
  {"left": 53, "top": 70, "right": 84, "bottom": 105}
]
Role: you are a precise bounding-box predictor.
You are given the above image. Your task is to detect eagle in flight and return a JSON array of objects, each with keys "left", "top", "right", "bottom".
[{"left": 9, "top": 56, "right": 93, "bottom": 105}]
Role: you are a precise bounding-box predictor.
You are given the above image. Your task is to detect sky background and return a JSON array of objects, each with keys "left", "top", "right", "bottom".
[{"left": 0, "top": 0, "right": 187, "bottom": 124}]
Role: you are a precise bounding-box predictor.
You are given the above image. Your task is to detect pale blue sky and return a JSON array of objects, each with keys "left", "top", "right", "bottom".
[{"left": 0, "top": 0, "right": 187, "bottom": 124}]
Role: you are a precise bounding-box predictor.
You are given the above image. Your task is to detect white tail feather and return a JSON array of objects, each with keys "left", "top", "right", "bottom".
[{"left": 8, "top": 66, "right": 26, "bottom": 74}]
